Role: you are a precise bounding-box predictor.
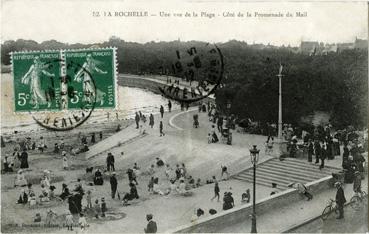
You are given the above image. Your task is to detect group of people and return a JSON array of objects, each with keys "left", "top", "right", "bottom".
[{"left": 134, "top": 110, "right": 165, "bottom": 137}]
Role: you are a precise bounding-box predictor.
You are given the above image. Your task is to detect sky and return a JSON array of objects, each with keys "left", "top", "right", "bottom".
[{"left": 1, "top": 0, "right": 368, "bottom": 46}]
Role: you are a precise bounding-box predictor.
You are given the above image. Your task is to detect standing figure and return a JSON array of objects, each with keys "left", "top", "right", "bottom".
[
  {"left": 160, "top": 105, "right": 164, "bottom": 118},
  {"left": 168, "top": 100, "right": 172, "bottom": 112},
  {"left": 91, "top": 132, "right": 96, "bottom": 144},
  {"left": 20, "top": 149, "right": 29, "bottom": 169},
  {"left": 135, "top": 112, "right": 140, "bottom": 129},
  {"left": 149, "top": 114, "right": 155, "bottom": 128},
  {"left": 62, "top": 151, "right": 69, "bottom": 170},
  {"left": 159, "top": 121, "right": 165, "bottom": 137},
  {"left": 78, "top": 213, "right": 88, "bottom": 231},
  {"left": 65, "top": 210, "right": 74, "bottom": 231},
  {"left": 211, "top": 182, "right": 220, "bottom": 202},
  {"left": 110, "top": 172, "right": 118, "bottom": 199},
  {"left": 106, "top": 152, "right": 115, "bottom": 171},
  {"left": 21, "top": 56, "right": 56, "bottom": 109},
  {"left": 307, "top": 139, "right": 314, "bottom": 163},
  {"left": 335, "top": 182, "right": 346, "bottom": 219},
  {"left": 74, "top": 53, "right": 108, "bottom": 104}
]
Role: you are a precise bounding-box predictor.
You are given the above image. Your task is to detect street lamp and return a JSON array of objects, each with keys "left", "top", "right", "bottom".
[{"left": 249, "top": 145, "right": 260, "bottom": 233}]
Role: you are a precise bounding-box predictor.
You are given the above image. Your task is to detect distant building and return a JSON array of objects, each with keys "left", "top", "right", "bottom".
[
  {"left": 300, "top": 37, "right": 367, "bottom": 55},
  {"left": 300, "top": 41, "right": 320, "bottom": 55},
  {"left": 354, "top": 37, "right": 368, "bottom": 49},
  {"left": 321, "top": 43, "right": 337, "bottom": 55},
  {"left": 337, "top": 43, "right": 354, "bottom": 52}
]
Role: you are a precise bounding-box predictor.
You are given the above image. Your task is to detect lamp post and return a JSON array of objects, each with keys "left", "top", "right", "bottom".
[{"left": 249, "top": 145, "right": 260, "bottom": 233}]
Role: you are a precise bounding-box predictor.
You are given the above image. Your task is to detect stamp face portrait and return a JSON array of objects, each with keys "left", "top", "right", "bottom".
[
  {"left": 12, "top": 51, "right": 61, "bottom": 112},
  {"left": 65, "top": 49, "right": 116, "bottom": 110}
]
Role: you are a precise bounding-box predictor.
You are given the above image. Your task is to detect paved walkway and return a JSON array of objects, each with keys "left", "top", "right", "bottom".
[{"left": 218, "top": 161, "right": 368, "bottom": 233}]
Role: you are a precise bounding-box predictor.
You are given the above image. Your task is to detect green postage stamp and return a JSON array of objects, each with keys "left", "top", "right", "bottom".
[{"left": 11, "top": 48, "right": 117, "bottom": 112}]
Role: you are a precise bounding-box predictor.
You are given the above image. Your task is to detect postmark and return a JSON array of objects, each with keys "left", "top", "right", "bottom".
[
  {"left": 159, "top": 43, "right": 224, "bottom": 103},
  {"left": 11, "top": 48, "right": 117, "bottom": 131}
]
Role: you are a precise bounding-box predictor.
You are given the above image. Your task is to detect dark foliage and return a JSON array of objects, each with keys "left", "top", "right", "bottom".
[{"left": 1, "top": 38, "right": 367, "bottom": 128}]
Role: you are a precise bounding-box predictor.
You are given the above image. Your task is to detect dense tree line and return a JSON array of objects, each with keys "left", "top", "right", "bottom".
[{"left": 1, "top": 38, "right": 367, "bottom": 129}]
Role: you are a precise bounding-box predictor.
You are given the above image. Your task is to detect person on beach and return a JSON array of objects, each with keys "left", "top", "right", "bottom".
[
  {"left": 156, "top": 158, "right": 164, "bottom": 167},
  {"left": 65, "top": 210, "right": 74, "bottom": 231},
  {"left": 91, "top": 132, "right": 96, "bottom": 144},
  {"left": 241, "top": 189, "right": 250, "bottom": 203},
  {"left": 168, "top": 100, "right": 172, "bottom": 112},
  {"left": 106, "top": 152, "right": 115, "bottom": 172},
  {"left": 123, "top": 183, "right": 139, "bottom": 205},
  {"left": 20, "top": 149, "right": 29, "bottom": 169},
  {"left": 149, "top": 114, "right": 155, "bottom": 128},
  {"left": 110, "top": 172, "right": 118, "bottom": 199},
  {"left": 211, "top": 181, "right": 220, "bottom": 202},
  {"left": 221, "top": 165, "right": 229, "bottom": 180},
  {"left": 78, "top": 213, "right": 88, "bottom": 231},
  {"left": 94, "top": 169, "right": 104, "bottom": 185},
  {"left": 160, "top": 105, "right": 164, "bottom": 118},
  {"left": 159, "top": 121, "right": 165, "bottom": 136},
  {"left": 99, "top": 131, "right": 103, "bottom": 140},
  {"left": 62, "top": 152, "right": 69, "bottom": 170},
  {"left": 86, "top": 190, "right": 92, "bottom": 209},
  {"left": 15, "top": 169, "right": 28, "bottom": 187},
  {"left": 287, "top": 182, "right": 313, "bottom": 201},
  {"left": 135, "top": 112, "right": 140, "bottom": 129},
  {"left": 144, "top": 214, "right": 157, "bottom": 233},
  {"left": 335, "top": 182, "right": 346, "bottom": 219},
  {"left": 223, "top": 192, "right": 234, "bottom": 210},
  {"left": 127, "top": 168, "right": 138, "bottom": 185}
]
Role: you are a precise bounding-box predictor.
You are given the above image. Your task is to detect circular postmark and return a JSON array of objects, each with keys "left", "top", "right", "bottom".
[
  {"left": 158, "top": 43, "right": 224, "bottom": 103},
  {"left": 31, "top": 59, "right": 96, "bottom": 131}
]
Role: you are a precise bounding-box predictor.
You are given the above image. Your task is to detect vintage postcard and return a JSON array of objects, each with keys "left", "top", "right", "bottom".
[{"left": 1, "top": 0, "right": 368, "bottom": 233}]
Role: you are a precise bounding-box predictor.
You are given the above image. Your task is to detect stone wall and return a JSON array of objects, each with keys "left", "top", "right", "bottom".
[{"left": 169, "top": 176, "right": 333, "bottom": 233}]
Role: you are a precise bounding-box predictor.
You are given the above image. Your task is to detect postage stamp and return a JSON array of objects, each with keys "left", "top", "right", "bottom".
[
  {"left": 12, "top": 51, "right": 62, "bottom": 112},
  {"left": 64, "top": 48, "right": 116, "bottom": 110},
  {"left": 11, "top": 48, "right": 117, "bottom": 113}
]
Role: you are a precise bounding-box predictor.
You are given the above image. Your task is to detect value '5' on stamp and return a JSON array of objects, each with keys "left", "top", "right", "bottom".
[
  {"left": 12, "top": 51, "right": 61, "bottom": 112},
  {"left": 64, "top": 48, "right": 116, "bottom": 110}
]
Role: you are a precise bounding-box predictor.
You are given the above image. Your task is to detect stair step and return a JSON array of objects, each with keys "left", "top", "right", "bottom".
[
  {"left": 275, "top": 158, "right": 341, "bottom": 171},
  {"left": 233, "top": 176, "right": 286, "bottom": 190},
  {"left": 259, "top": 164, "right": 329, "bottom": 179},
  {"left": 234, "top": 174, "right": 294, "bottom": 188},
  {"left": 269, "top": 160, "right": 335, "bottom": 175},
  {"left": 241, "top": 167, "right": 313, "bottom": 182}
]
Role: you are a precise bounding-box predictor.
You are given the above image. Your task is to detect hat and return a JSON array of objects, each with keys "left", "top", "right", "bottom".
[
  {"left": 146, "top": 214, "right": 153, "bottom": 220},
  {"left": 112, "top": 172, "right": 116, "bottom": 175},
  {"left": 108, "top": 152, "right": 112, "bottom": 156},
  {"left": 62, "top": 151, "right": 66, "bottom": 156},
  {"left": 334, "top": 182, "right": 342, "bottom": 187}
]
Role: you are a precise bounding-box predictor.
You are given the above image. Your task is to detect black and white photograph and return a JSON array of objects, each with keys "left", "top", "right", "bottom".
[{"left": 0, "top": 0, "right": 368, "bottom": 233}]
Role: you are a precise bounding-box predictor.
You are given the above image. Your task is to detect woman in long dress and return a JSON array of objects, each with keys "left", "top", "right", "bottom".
[
  {"left": 15, "top": 169, "right": 28, "bottom": 187},
  {"left": 20, "top": 149, "right": 29, "bottom": 169},
  {"left": 21, "top": 56, "right": 55, "bottom": 109},
  {"left": 74, "top": 54, "right": 107, "bottom": 104}
]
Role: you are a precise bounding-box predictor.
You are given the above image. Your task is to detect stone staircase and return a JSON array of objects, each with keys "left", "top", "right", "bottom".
[{"left": 232, "top": 157, "right": 342, "bottom": 190}]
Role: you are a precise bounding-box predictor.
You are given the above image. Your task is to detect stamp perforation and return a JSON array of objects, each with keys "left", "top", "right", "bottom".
[{"left": 10, "top": 47, "right": 118, "bottom": 115}]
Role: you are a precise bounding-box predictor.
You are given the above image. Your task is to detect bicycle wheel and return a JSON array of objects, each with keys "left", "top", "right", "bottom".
[
  {"left": 321, "top": 206, "right": 332, "bottom": 220},
  {"left": 350, "top": 196, "right": 362, "bottom": 210}
]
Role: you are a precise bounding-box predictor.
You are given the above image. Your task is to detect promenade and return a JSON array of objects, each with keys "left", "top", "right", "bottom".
[{"left": 1, "top": 74, "right": 366, "bottom": 233}]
